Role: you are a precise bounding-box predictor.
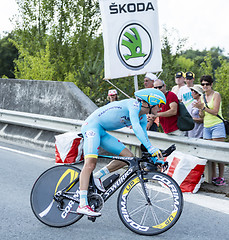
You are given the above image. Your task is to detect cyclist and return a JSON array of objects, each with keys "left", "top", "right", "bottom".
[{"left": 77, "top": 88, "right": 166, "bottom": 217}]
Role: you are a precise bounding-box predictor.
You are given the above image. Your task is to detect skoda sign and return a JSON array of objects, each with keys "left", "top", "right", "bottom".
[{"left": 117, "top": 23, "right": 153, "bottom": 70}]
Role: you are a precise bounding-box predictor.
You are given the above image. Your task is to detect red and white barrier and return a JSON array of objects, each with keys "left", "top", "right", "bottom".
[
  {"left": 164, "top": 151, "right": 207, "bottom": 193},
  {"left": 55, "top": 132, "right": 84, "bottom": 164}
]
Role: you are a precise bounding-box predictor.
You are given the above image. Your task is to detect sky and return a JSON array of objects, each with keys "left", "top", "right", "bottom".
[{"left": 0, "top": 0, "right": 229, "bottom": 56}]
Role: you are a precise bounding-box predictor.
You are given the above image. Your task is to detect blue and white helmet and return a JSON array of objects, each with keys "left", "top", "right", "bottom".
[{"left": 134, "top": 88, "right": 166, "bottom": 106}]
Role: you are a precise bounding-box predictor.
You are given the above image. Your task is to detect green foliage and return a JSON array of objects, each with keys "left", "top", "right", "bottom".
[
  {"left": 200, "top": 52, "right": 214, "bottom": 76},
  {"left": 12, "top": 40, "right": 55, "bottom": 80},
  {"left": 0, "top": 33, "right": 18, "bottom": 78},
  {"left": 181, "top": 47, "right": 228, "bottom": 81},
  {"left": 214, "top": 57, "right": 229, "bottom": 119},
  {"left": 1, "top": 75, "right": 9, "bottom": 79},
  {"left": 73, "top": 53, "right": 105, "bottom": 105},
  {"left": 176, "top": 56, "right": 194, "bottom": 70},
  {"left": 160, "top": 28, "right": 187, "bottom": 90},
  {"left": 13, "top": 0, "right": 102, "bottom": 81}
]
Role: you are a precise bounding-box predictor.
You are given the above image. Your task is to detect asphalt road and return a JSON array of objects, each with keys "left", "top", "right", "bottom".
[{"left": 0, "top": 141, "right": 229, "bottom": 240}]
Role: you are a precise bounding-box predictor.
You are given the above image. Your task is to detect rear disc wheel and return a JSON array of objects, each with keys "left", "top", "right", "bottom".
[{"left": 30, "top": 165, "right": 83, "bottom": 227}]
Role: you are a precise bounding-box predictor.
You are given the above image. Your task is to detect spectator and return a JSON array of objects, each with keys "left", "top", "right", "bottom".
[
  {"left": 171, "top": 71, "right": 185, "bottom": 95},
  {"left": 194, "top": 75, "right": 226, "bottom": 186},
  {"left": 144, "top": 72, "right": 159, "bottom": 132},
  {"left": 150, "top": 79, "right": 184, "bottom": 136},
  {"left": 144, "top": 72, "right": 157, "bottom": 88},
  {"left": 178, "top": 71, "right": 195, "bottom": 114},
  {"left": 188, "top": 85, "right": 204, "bottom": 138},
  {"left": 107, "top": 89, "right": 118, "bottom": 103}
]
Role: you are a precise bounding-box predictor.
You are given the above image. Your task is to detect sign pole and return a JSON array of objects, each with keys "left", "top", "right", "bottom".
[{"left": 134, "top": 75, "right": 139, "bottom": 91}]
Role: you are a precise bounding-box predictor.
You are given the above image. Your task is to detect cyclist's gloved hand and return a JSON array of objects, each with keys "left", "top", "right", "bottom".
[
  {"left": 148, "top": 146, "right": 164, "bottom": 167},
  {"left": 148, "top": 146, "right": 162, "bottom": 158},
  {"left": 150, "top": 156, "right": 165, "bottom": 165}
]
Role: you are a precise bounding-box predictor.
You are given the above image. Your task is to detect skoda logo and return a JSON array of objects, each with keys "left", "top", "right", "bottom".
[{"left": 117, "top": 23, "right": 153, "bottom": 70}]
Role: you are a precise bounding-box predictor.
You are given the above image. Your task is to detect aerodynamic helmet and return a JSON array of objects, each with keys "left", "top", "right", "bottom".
[{"left": 134, "top": 88, "right": 166, "bottom": 106}]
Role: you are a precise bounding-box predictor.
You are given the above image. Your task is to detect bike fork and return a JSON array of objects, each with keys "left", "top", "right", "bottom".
[{"left": 138, "top": 172, "right": 151, "bottom": 205}]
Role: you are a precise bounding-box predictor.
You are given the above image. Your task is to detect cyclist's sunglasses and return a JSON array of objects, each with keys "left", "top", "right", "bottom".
[
  {"left": 158, "top": 103, "right": 165, "bottom": 108},
  {"left": 148, "top": 103, "right": 164, "bottom": 114}
]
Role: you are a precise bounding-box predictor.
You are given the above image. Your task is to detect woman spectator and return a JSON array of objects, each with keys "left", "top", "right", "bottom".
[
  {"left": 188, "top": 85, "right": 204, "bottom": 138},
  {"left": 194, "top": 75, "right": 226, "bottom": 186}
]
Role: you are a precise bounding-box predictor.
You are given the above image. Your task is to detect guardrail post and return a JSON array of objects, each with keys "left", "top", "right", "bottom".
[{"left": 204, "top": 161, "right": 212, "bottom": 183}]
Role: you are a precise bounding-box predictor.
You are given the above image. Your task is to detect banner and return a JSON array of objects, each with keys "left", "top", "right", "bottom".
[
  {"left": 99, "top": 0, "right": 162, "bottom": 79},
  {"left": 164, "top": 151, "right": 207, "bottom": 193}
]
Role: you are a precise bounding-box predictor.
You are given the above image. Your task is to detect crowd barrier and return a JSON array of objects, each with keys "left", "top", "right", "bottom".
[{"left": 0, "top": 108, "right": 228, "bottom": 182}]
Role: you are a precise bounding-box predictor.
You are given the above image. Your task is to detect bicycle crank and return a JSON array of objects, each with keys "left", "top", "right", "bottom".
[{"left": 87, "top": 193, "right": 104, "bottom": 222}]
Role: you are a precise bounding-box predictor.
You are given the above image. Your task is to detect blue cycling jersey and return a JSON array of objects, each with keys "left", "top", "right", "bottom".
[{"left": 81, "top": 98, "right": 156, "bottom": 158}]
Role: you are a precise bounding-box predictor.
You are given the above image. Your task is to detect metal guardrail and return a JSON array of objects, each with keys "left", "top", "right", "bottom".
[
  {"left": 0, "top": 109, "right": 81, "bottom": 133},
  {"left": 0, "top": 108, "right": 228, "bottom": 164}
]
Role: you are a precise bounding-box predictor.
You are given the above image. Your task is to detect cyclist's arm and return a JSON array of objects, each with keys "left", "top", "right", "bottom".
[{"left": 128, "top": 103, "right": 154, "bottom": 153}]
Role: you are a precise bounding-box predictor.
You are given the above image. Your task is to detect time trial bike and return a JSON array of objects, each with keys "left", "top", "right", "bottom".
[{"left": 30, "top": 144, "right": 183, "bottom": 236}]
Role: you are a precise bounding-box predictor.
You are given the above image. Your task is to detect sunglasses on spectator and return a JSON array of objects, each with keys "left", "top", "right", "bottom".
[
  {"left": 154, "top": 85, "right": 164, "bottom": 89},
  {"left": 201, "top": 83, "right": 211, "bottom": 86}
]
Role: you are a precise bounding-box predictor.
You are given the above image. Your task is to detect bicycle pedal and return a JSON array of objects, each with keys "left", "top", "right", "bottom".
[{"left": 88, "top": 216, "right": 97, "bottom": 222}]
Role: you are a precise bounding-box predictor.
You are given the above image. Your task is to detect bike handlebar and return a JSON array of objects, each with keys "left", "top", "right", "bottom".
[{"left": 141, "top": 144, "right": 176, "bottom": 158}]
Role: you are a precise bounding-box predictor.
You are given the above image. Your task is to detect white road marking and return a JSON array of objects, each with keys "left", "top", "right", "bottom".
[
  {"left": 183, "top": 192, "right": 229, "bottom": 215},
  {"left": 0, "top": 145, "right": 54, "bottom": 161}
]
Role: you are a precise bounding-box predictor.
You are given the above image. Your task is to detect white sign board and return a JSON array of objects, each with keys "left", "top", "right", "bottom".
[{"left": 99, "top": 0, "right": 162, "bottom": 79}]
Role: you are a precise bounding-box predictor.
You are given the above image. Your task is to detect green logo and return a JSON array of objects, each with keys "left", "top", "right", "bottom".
[
  {"left": 117, "top": 23, "right": 153, "bottom": 70},
  {"left": 122, "top": 28, "right": 146, "bottom": 60}
]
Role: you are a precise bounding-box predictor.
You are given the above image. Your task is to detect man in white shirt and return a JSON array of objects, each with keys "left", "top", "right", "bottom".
[
  {"left": 178, "top": 71, "right": 195, "bottom": 114},
  {"left": 171, "top": 71, "right": 185, "bottom": 95}
]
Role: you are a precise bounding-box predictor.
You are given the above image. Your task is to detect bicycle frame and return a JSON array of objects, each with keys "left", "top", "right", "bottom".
[
  {"left": 99, "top": 155, "right": 148, "bottom": 202},
  {"left": 54, "top": 154, "right": 150, "bottom": 204},
  {"left": 54, "top": 144, "right": 176, "bottom": 205}
]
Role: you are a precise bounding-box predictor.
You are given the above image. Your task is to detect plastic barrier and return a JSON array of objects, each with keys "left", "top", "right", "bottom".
[{"left": 164, "top": 151, "right": 207, "bottom": 193}]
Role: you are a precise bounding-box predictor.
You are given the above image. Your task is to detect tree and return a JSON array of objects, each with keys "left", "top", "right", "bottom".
[
  {"left": 214, "top": 57, "right": 229, "bottom": 119},
  {"left": 160, "top": 27, "right": 187, "bottom": 90},
  {"left": 8, "top": 3, "right": 229, "bottom": 109},
  {"left": 181, "top": 47, "right": 228, "bottom": 80},
  {"left": 200, "top": 52, "right": 214, "bottom": 76},
  {"left": 13, "top": 0, "right": 102, "bottom": 80},
  {"left": 0, "top": 33, "right": 18, "bottom": 78},
  {"left": 13, "top": 40, "right": 55, "bottom": 80},
  {"left": 175, "top": 56, "right": 194, "bottom": 73}
]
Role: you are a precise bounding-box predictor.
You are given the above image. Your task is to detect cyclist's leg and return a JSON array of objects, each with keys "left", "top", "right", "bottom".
[
  {"left": 93, "top": 132, "right": 133, "bottom": 191},
  {"left": 77, "top": 126, "right": 102, "bottom": 216},
  {"left": 77, "top": 156, "right": 102, "bottom": 217},
  {"left": 79, "top": 157, "right": 97, "bottom": 192},
  {"left": 100, "top": 132, "right": 134, "bottom": 173},
  {"left": 79, "top": 126, "right": 100, "bottom": 192},
  {"left": 107, "top": 148, "right": 134, "bottom": 172}
]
